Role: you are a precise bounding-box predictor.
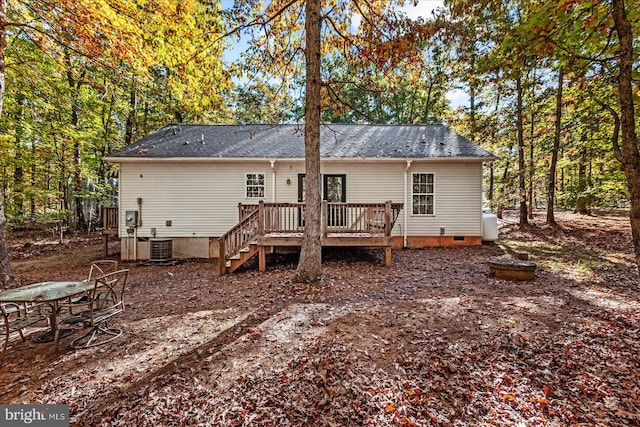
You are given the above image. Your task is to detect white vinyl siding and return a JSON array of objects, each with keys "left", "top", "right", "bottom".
[
  {"left": 118, "top": 159, "right": 484, "bottom": 240},
  {"left": 119, "top": 162, "right": 272, "bottom": 237},
  {"left": 405, "top": 162, "right": 483, "bottom": 236}
]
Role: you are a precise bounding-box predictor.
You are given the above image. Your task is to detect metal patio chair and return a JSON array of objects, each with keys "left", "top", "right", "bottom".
[
  {"left": 64, "top": 260, "right": 119, "bottom": 317},
  {"left": 70, "top": 269, "right": 129, "bottom": 349},
  {"left": 1, "top": 302, "right": 49, "bottom": 356}
]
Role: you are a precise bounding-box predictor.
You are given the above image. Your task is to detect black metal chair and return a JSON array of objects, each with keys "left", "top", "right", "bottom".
[{"left": 70, "top": 269, "right": 129, "bottom": 349}]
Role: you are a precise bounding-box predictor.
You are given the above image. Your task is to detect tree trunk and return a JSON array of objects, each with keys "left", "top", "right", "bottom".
[
  {"left": 292, "top": 0, "right": 322, "bottom": 284},
  {"left": 547, "top": 68, "right": 563, "bottom": 225},
  {"left": 468, "top": 43, "right": 476, "bottom": 143},
  {"left": 516, "top": 76, "right": 528, "bottom": 225},
  {"left": 469, "top": 82, "right": 476, "bottom": 143},
  {"left": 0, "top": 197, "right": 12, "bottom": 287},
  {"left": 72, "top": 131, "right": 87, "bottom": 232},
  {"left": 66, "top": 62, "right": 87, "bottom": 232},
  {"left": 488, "top": 164, "right": 494, "bottom": 207},
  {"left": 574, "top": 144, "right": 589, "bottom": 215},
  {"left": 612, "top": 0, "right": 640, "bottom": 272},
  {"left": 423, "top": 80, "right": 433, "bottom": 124},
  {"left": 30, "top": 139, "right": 36, "bottom": 218},
  {"left": 497, "top": 153, "right": 511, "bottom": 219},
  {"left": 528, "top": 109, "right": 535, "bottom": 219},
  {"left": 98, "top": 92, "right": 116, "bottom": 181},
  {"left": 488, "top": 92, "right": 500, "bottom": 210},
  {"left": 0, "top": 0, "right": 14, "bottom": 286},
  {"left": 13, "top": 95, "right": 25, "bottom": 218},
  {"left": 125, "top": 81, "right": 137, "bottom": 146}
]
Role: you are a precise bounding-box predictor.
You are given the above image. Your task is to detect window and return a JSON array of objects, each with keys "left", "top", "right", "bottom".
[
  {"left": 412, "top": 173, "right": 434, "bottom": 215},
  {"left": 245, "top": 173, "right": 265, "bottom": 198}
]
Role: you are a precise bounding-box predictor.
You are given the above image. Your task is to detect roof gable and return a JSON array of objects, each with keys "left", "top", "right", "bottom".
[{"left": 107, "top": 124, "right": 495, "bottom": 160}]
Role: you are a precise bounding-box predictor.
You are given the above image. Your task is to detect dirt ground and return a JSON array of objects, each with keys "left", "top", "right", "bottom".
[{"left": 1, "top": 210, "right": 638, "bottom": 426}]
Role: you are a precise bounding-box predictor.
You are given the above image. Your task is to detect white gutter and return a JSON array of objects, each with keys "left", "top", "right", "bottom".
[
  {"left": 403, "top": 159, "right": 412, "bottom": 248},
  {"left": 270, "top": 160, "right": 276, "bottom": 202}
]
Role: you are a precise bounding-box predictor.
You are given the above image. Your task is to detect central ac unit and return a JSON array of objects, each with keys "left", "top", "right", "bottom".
[{"left": 149, "top": 238, "right": 172, "bottom": 262}]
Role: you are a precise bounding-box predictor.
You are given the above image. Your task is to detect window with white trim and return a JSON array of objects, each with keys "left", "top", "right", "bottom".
[
  {"left": 245, "top": 173, "right": 265, "bottom": 198},
  {"left": 412, "top": 173, "right": 434, "bottom": 215}
]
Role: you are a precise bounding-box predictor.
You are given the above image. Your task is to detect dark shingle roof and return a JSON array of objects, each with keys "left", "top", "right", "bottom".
[{"left": 106, "top": 124, "right": 495, "bottom": 160}]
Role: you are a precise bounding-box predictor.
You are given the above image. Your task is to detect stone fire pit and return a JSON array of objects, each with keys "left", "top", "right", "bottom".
[{"left": 488, "top": 258, "right": 537, "bottom": 281}]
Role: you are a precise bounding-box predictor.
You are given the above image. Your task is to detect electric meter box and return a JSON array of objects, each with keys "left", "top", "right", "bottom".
[{"left": 125, "top": 210, "right": 139, "bottom": 227}]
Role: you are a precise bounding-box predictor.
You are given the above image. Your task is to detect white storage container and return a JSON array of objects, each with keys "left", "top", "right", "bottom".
[{"left": 482, "top": 213, "right": 498, "bottom": 241}]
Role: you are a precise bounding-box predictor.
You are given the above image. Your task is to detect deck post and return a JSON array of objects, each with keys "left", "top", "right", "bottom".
[
  {"left": 258, "top": 200, "right": 265, "bottom": 235},
  {"left": 103, "top": 206, "right": 108, "bottom": 258},
  {"left": 385, "top": 201, "right": 393, "bottom": 266},
  {"left": 385, "top": 246, "right": 392, "bottom": 266},
  {"left": 322, "top": 200, "right": 328, "bottom": 237},
  {"left": 103, "top": 234, "right": 109, "bottom": 258},
  {"left": 218, "top": 238, "right": 226, "bottom": 275},
  {"left": 385, "top": 201, "right": 392, "bottom": 236},
  {"left": 259, "top": 246, "right": 266, "bottom": 272},
  {"left": 257, "top": 202, "right": 265, "bottom": 272}
]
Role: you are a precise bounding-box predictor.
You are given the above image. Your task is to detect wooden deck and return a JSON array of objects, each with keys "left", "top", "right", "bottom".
[{"left": 219, "top": 201, "right": 403, "bottom": 275}]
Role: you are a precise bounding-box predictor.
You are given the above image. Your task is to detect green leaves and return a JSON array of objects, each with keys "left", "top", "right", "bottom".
[{"left": 0, "top": 0, "right": 230, "bottom": 227}]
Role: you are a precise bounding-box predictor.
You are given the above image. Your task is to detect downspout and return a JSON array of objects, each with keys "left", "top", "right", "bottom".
[
  {"left": 270, "top": 160, "right": 276, "bottom": 202},
  {"left": 403, "top": 160, "right": 412, "bottom": 247}
]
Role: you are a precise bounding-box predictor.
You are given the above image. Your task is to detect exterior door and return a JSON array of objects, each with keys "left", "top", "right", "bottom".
[{"left": 323, "top": 174, "right": 346, "bottom": 227}]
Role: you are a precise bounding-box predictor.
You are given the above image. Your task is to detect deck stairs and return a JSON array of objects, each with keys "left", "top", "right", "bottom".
[
  {"left": 218, "top": 207, "right": 261, "bottom": 275},
  {"left": 225, "top": 242, "right": 260, "bottom": 273}
]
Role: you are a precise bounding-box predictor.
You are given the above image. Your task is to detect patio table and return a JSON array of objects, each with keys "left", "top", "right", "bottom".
[{"left": 0, "top": 281, "right": 95, "bottom": 346}]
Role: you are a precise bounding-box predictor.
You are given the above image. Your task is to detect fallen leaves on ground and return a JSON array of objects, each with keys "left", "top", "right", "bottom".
[{"left": 1, "top": 210, "right": 638, "bottom": 426}]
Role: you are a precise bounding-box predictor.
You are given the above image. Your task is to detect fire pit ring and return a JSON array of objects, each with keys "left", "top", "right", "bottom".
[{"left": 488, "top": 258, "right": 537, "bottom": 281}]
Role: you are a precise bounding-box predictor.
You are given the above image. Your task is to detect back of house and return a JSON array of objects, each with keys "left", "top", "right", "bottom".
[{"left": 104, "top": 123, "right": 496, "bottom": 262}]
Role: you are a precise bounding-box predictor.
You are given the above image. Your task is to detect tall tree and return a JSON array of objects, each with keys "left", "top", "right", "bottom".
[
  {"left": 292, "top": 0, "right": 322, "bottom": 283},
  {"left": 546, "top": 68, "right": 563, "bottom": 225},
  {"left": 610, "top": 0, "right": 640, "bottom": 270},
  {"left": 231, "top": 0, "right": 426, "bottom": 282},
  {"left": 0, "top": 0, "right": 14, "bottom": 286},
  {"left": 522, "top": 0, "right": 640, "bottom": 268},
  {"left": 516, "top": 75, "right": 528, "bottom": 224}
]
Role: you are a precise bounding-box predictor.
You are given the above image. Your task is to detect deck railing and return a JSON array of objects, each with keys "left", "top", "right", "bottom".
[
  {"left": 321, "top": 201, "right": 403, "bottom": 235},
  {"left": 102, "top": 206, "right": 119, "bottom": 233},
  {"left": 237, "top": 201, "right": 403, "bottom": 236}
]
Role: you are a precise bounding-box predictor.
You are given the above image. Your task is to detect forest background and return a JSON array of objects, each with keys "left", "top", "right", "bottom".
[{"left": 0, "top": 0, "right": 637, "bottom": 244}]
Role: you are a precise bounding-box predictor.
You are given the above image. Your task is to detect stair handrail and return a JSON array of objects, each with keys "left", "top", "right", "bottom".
[
  {"left": 390, "top": 202, "right": 403, "bottom": 229},
  {"left": 218, "top": 207, "right": 261, "bottom": 275}
]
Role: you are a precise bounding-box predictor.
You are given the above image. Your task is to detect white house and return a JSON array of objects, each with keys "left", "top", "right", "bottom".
[{"left": 104, "top": 124, "right": 496, "bottom": 271}]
